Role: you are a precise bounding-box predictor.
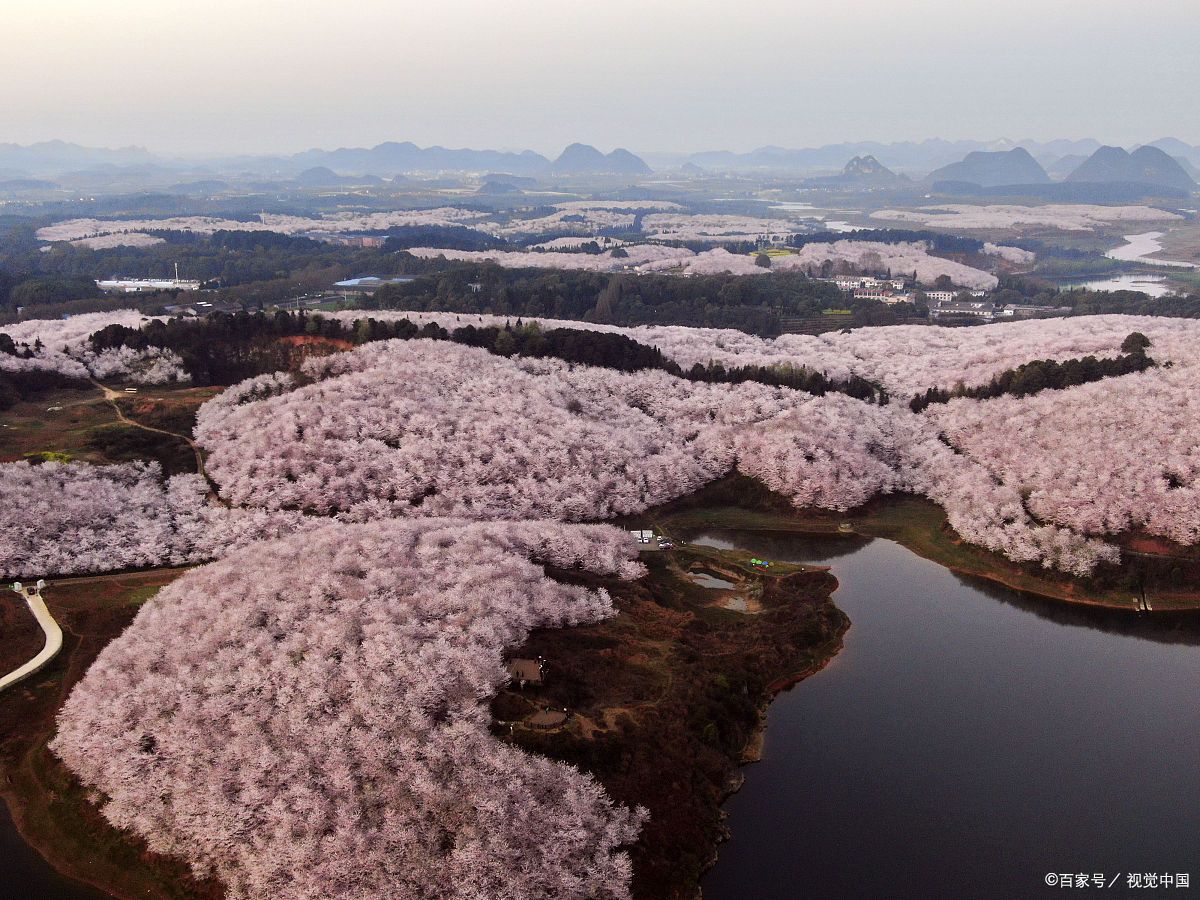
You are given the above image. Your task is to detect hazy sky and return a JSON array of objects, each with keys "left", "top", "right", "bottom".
[{"left": 4, "top": 0, "right": 1198, "bottom": 156}]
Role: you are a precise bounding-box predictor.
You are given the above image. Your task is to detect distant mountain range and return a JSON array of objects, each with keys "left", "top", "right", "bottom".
[
  {"left": 0, "top": 140, "right": 652, "bottom": 180},
  {"left": 0, "top": 139, "right": 153, "bottom": 175},
  {"left": 0, "top": 137, "right": 1197, "bottom": 189},
  {"left": 672, "top": 137, "right": 1200, "bottom": 177},
  {"left": 292, "top": 142, "right": 552, "bottom": 177},
  {"left": 258, "top": 142, "right": 653, "bottom": 178},
  {"left": 550, "top": 143, "right": 652, "bottom": 176},
  {"left": 677, "top": 139, "right": 1105, "bottom": 175},
  {"left": 923, "top": 144, "right": 1196, "bottom": 201}
]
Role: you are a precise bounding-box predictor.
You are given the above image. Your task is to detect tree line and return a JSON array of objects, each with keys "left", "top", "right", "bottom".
[
  {"left": 86, "top": 308, "right": 885, "bottom": 402},
  {"left": 909, "top": 332, "right": 1157, "bottom": 412}
]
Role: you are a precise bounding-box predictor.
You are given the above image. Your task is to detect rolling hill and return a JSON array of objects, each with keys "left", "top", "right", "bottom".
[
  {"left": 925, "top": 148, "right": 1050, "bottom": 187},
  {"left": 1065, "top": 145, "right": 1196, "bottom": 192}
]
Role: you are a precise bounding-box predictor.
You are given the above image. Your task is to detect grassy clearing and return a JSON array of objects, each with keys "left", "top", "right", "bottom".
[
  {"left": 113, "top": 385, "right": 222, "bottom": 436},
  {"left": 0, "top": 382, "right": 218, "bottom": 474},
  {"left": 0, "top": 388, "right": 120, "bottom": 465}
]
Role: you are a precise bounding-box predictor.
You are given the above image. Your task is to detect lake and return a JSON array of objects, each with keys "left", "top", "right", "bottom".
[
  {"left": 5, "top": 528, "right": 1199, "bottom": 899},
  {"left": 692, "top": 529, "right": 1200, "bottom": 900},
  {"left": 0, "top": 799, "right": 108, "bottom": 899},
  {"left": 1058, "top": 273, "right": 1173, "bottom": 297}
]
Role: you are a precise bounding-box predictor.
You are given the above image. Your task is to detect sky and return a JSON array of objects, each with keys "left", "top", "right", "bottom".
[{"left": 3, "top": 0, "right": 1199, "bottom": 157}]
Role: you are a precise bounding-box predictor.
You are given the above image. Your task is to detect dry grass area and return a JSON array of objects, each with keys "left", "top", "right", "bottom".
[
  {"left": 113, "top": 384, "right": 223, "bottom": 433},
  {"left": 0, "top": 388, "right": 119, "bottom": 465},
  {"left": 0, "top": 382, "right": 220, "bottom": 475}
]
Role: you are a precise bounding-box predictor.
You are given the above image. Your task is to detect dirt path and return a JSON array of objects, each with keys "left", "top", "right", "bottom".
[
  {"left": 88, "top": 379, "right": 229, "bottom": 503},
  {"left": 90, "top": 379, "right": 207, "bottom": 474}
]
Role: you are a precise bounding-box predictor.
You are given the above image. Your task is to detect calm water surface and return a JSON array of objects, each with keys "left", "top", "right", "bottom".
[
  {"left": 4, "top": 530, "right": 1198, "bottom": 899},
  {"left": 693, "top": 530, "right": 1200, "bottom": 900},
  {"left": 0, "top": 798, "right": 109, "bottom": 899},
  {"left": 1059, "top": 273, "right": 1172, "bottom": 297}
]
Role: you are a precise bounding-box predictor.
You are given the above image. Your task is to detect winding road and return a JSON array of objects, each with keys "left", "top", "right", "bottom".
[
  {"left": 0, "top": 585, "right": 63, "bottom": 694},
  {"left": 90, "top": 379, "right": 208, "bottom": 476}
]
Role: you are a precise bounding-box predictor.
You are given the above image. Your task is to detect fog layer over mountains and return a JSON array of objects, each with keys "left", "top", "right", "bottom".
[{"left": 3, "top": 137, "right": 1199, "bottom": 182}]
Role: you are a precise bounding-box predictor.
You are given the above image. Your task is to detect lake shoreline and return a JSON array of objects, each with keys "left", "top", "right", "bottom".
[
  {"left": 652, "top": 480, "right": 1200, "bottom": 614},
  {"left": 0, "top": 570, "right": 222, "bottom": 900},
  {"left": 4, "top": 480, "right": 1198, "bottom": 900},
  {"left": 696, "top": 624, "right": 847, "bottom": 891}
]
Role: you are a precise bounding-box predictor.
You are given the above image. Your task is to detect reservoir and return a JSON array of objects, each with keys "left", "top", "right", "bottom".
[
  {"left": 695, "top": 529, "right": 1200, "bottom": 899},
  {"left": 0, "top": 799, "right": 108, "bottom": 899},
  {"left": 1058, "top": 273, "right": 1172, "bottom": 297},
  {"left": 4, "top": 528, "right": 1198, "bottom": 898}
]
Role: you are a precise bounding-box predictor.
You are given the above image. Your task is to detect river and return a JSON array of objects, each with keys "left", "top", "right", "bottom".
[
  {"left": 693, "top": 529, "right": 1200, "bottom": 899},
  {"left": 1106, "top": 232, "right": 1197, "bottom": 269}
]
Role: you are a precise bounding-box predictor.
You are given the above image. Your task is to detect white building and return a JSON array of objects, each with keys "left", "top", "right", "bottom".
[
  {"left": 996, "top": 304, "right": 1070, "bottom": 319},
  {"left": 854, "top": 289, "right": 915, "bottom": 305},
  {"left": 97, "top": 277, "right": 201, "bottom": 293},
  {"left": 929, "top": 300, "right": 996, "bottom": 321},
  {"left": 924, "top": 289, "right": 988, "bottom": 303},
  {"left": 830, "top": 275, "right": 908, "bottom": 292}
]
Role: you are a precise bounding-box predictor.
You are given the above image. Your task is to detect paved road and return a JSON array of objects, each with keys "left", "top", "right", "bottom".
[{"left": 0, "top": 587, "right": 63, "bottom": 693}]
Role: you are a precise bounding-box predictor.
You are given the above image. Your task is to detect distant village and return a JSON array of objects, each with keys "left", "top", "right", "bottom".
[
  {"left": 817, "top": 274, "right": 1070, "bottom": 322},
  {"left": 88, "top": 263, "right": 1069, "bottom": 325}
]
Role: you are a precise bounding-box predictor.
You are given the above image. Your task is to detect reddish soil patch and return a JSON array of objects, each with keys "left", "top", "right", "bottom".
[
  {"left": 1123, "top": 534, "right": 1197, "bottom": 558},
  {"left": 277, "top": 334, "right": 354, "bottom": 350}
]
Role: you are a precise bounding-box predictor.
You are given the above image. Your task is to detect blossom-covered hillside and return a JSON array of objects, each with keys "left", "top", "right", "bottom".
[
  {"left": 14, "top": 304, "right": 1199, "bottom": 900},
  {"left": 8, "top": 311, "right": 1199, "bottom": 579},
  {"left": 193, "top": 337, "right": 1131, "bottom": 575},
  {"left": 406, "top": 240, "right": 998, "bottom": 287},
  {"left": 52, "top": 519, "right": 646, "bottom": 900},
  {"left": 1, "top": 310, "right": 187, "bottom": 383},
  {"left": 0, "top": 461, "right": 315, "bottom": 578},
  {"left": 338, "top": 309, "right": 1200, "bottom": 395}
]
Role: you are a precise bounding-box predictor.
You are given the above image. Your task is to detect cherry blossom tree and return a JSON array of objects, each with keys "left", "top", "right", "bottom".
[{"left": 52, "top": 519, "right": 646, "bottom": 900}]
